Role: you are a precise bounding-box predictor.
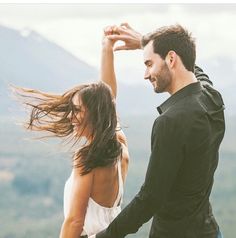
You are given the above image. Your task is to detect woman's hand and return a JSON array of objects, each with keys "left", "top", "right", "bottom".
[{"left": 102, "top": 25, "right": 120, "bottom": 50}]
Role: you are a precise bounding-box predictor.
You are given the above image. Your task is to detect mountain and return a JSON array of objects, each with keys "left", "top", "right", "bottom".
[
  {"left": 0, "top": 24, "right": 235, "bottom": 118},
  {"left": 0, "top": 24, "right": 235, "bottom": 153},
  {"left": 0, "top": 25, "right": 98, "bottom": 89},
  {"left": 0, "top": 25, "right": 98, "bottom": 114}
]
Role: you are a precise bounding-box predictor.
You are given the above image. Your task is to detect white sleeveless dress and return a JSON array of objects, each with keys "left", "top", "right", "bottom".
[{"left": 63, "top": 159, "right": 124, "bottom": 236}]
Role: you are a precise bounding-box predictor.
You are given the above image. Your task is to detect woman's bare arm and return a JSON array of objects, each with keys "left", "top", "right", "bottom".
[
  {"left": 59, "top": 164, "right": 93, "bottom": 238},
  {"left": 100, "top": 28, "right": 128, "bottom": 146},
  {"left": 100, "top": 30, "right": 117, "bottom": 98}
]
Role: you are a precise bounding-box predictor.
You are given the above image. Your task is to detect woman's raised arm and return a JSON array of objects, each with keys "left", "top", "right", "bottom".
[
  {"left": 100, "top": 27, "right": 118, "bottom": 99},
  {"left": 100, "top": 27, "right": 128, "bottom": 146}
]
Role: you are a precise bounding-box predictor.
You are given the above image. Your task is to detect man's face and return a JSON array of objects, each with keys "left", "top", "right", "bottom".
[{"left": 143, "top": 41, "right": 172, "bottom": 93}]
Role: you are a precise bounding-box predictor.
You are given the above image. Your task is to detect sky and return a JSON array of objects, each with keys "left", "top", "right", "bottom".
[{"left": 0, "top": 3, "right": 236, "bottom": 84}]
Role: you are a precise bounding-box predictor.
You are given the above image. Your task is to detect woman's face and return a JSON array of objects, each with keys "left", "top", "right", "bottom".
[{"left": 70, "top": 94, "right": 89, "bottom": 138}]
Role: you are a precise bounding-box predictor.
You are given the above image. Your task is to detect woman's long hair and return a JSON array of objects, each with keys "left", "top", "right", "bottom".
[{"left": 12, "top": 82, "right": 122, "bottom": 175}]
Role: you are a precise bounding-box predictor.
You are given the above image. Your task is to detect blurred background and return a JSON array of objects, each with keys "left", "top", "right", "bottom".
[{"left": 0, "top": 3, "right": 236, "bottom": 238}]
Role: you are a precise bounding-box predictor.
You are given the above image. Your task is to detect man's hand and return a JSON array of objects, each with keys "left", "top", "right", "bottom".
[{"left": 104, "top": 23, "right": 142, "bottom": 51}]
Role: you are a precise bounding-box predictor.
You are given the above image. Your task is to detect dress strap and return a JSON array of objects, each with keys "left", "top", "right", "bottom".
[{"left": 113, "top": 158, "right": 123, "bottom": 207}]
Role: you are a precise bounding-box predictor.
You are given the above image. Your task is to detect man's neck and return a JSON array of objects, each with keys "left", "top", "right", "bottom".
[{"left": 168, "top": 69, "right": 197, "bottom": 95}]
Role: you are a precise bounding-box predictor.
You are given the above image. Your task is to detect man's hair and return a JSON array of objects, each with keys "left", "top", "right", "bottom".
[{"left": 141, "top": 24, "right": 196, "bottom": 72}]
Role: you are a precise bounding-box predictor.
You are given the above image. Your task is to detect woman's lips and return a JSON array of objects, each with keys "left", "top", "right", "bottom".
[{"left": 72, "top": 123, "right": 80, "bottom": 129}]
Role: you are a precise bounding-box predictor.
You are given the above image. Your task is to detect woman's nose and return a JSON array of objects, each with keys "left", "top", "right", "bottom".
[{"left": 67, "top": 111, "right": 73, "bottom": 121}]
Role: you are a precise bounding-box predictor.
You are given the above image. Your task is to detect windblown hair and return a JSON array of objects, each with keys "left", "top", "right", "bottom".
[
  {"left": 141, "top": 24, "right": 196, "bottom": 72},
  {"left": 13, "top": 82, "right": 122, "bottom": 175}
]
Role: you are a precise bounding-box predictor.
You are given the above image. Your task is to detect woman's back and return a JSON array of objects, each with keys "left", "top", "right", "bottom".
[
  {"left": 91, "top": 144, "right": 129, "bottom": 207},
  {"left": 63, "top": 143, "right": 129, "bottom": 236}
]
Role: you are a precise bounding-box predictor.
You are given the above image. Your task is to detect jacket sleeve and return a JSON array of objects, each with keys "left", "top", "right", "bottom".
[
  {"left": 96, "top": 116, "right": 185, "bottom": 238},
  {"left": 194, "top": 65, "right": 213, "bottom": 86}
]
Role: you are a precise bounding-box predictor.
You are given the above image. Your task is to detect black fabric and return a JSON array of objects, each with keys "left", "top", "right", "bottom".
[{"left": 96, "top": 66, "right": 225, "bottom": 238}]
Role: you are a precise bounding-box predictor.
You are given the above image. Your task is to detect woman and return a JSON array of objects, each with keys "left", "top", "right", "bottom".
[
  {"left": 14, "top": 29, "right": 129, "bottom": 238},
  {"left": 60, "top": 30, "right": 129, "bottom": 238}
]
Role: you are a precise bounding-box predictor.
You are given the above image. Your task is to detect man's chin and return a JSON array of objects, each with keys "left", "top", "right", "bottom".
[{"left": 154, "top": 87, "right": 162, "bottom": 93}]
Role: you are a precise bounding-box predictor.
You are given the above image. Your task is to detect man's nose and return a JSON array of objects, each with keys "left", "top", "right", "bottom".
[{"left": 144, "top": 68, "right": 150, "bottom": 80}]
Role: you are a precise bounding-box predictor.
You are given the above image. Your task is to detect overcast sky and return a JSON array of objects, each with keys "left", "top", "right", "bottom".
[{"left": 0, "top": 4, "right": 236, "bottom": 84}]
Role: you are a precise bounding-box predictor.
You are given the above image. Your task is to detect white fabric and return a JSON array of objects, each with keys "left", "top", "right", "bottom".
[{"left": 63, "top": 159, "right": 123, "bottom": 236}]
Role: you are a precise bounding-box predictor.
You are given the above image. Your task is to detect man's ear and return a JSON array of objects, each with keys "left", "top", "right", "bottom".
[{"left": 165, "top": 50, "right": 177, "bottom": 69}]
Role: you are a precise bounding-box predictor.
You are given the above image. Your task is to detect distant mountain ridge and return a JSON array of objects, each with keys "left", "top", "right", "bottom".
[
  {"left": 0, "top": 25, "right": 98, "bottom": 114},
  {"left": 0, "top": 24, "right": 235, "bottom": 118},
  {"left": 0, "top": 25, "right": 98, "bottom": 90},
  {"left": 0, "top": 24, "right": 162, "bottom": 116}
]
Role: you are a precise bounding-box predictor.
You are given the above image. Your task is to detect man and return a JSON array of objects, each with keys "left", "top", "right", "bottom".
[{"left": 95, "top": 23, "right": 225, "bottom": 238}]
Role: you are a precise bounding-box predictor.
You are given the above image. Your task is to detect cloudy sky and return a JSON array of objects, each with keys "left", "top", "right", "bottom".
[{"left": 0, "top": 4, "right": 235, "bottom": 84}]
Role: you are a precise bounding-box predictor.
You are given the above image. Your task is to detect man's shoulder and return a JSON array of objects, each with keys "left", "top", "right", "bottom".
[
  {"left": 153, "top": 113, "right": 186, "bottom": 130},
  {"left": 157, "top": 102, "right": 196, "bottom": 122},
  {"left": 153, "top": 101, "right": 202, "bottom": 132}
]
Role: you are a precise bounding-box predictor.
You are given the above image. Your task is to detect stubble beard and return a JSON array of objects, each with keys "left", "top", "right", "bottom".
[{"left": 153, "top": 63, "right": 172, "bottom": 93}]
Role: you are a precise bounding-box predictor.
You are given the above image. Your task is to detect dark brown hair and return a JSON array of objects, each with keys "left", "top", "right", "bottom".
[
  {"left": 13, "top": 82, "right": 122, "bottom": 175},
  {"left": 141, "top": 24, "right": 196, "bottom": 72}
]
